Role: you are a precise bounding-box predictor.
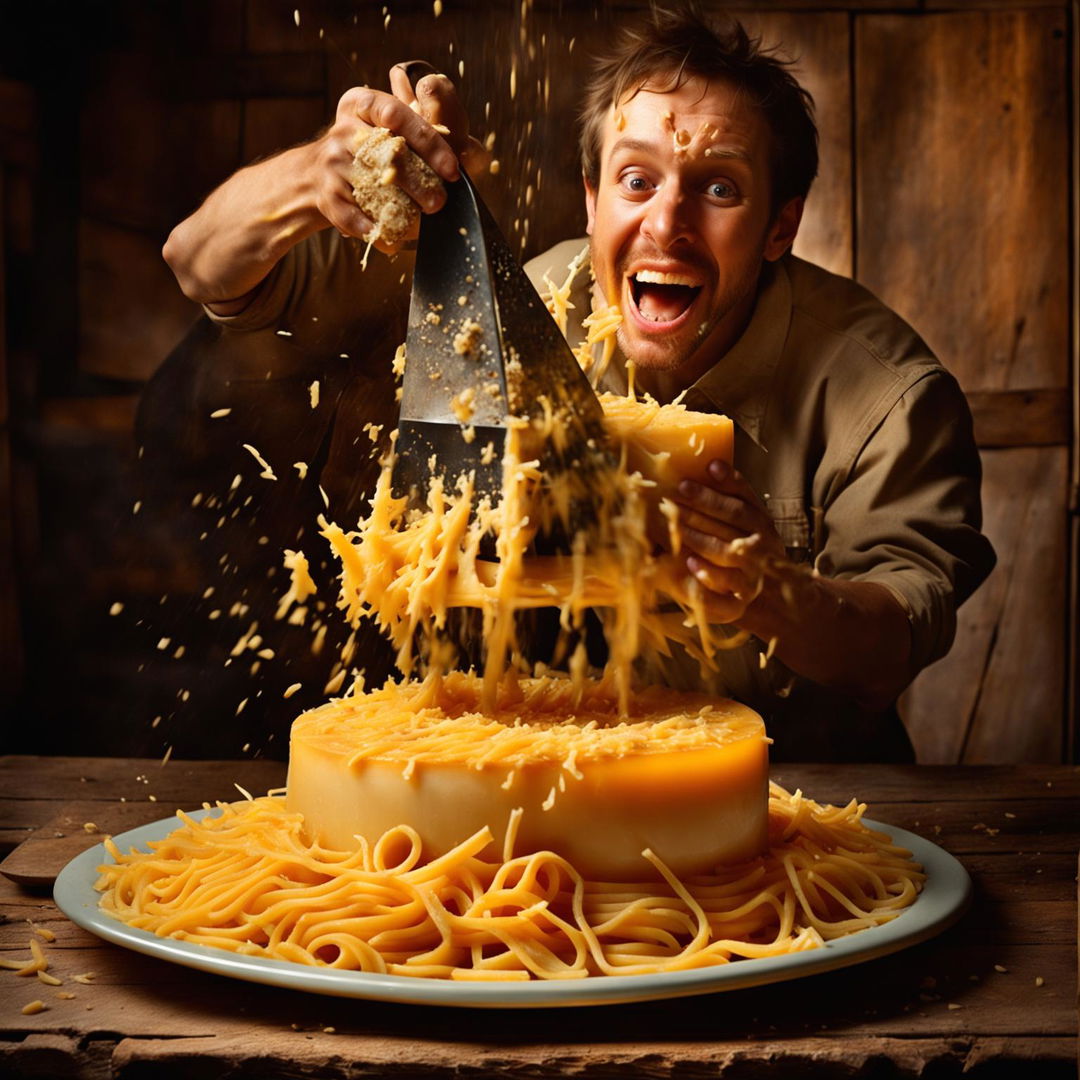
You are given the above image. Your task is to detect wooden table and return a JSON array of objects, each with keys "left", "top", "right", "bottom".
[{"left": 0, "top": 756, "right": 1076, "bottom": 1079}]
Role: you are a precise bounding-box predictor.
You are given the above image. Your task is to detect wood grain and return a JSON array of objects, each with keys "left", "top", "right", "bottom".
[
  {"left": 0, "top": 757, "right": 287, "bottom": 804},
  {"left": 77, "top": 220, "right": 202, "bottom": 382},
  {"left": 0, "top": 759, "right": 1074, "bottom": 1079},
  {"left": 738, "top": 11, "right": 853, "bottom": 278},
  {"left": 855, "top": 9, "right": 1070, "bottom": 395},
  {"left": 901, "top": 446, "right": 1069, "bottom": 764},
  {"left": 242, "top": 98, "right": 327, "bottom": 165},
  {"left": 968, "top": 388, "right": 1073, "bottom": 448},
  {"left": 965, "top": 448, "right": 1068, "bottom": 762}
]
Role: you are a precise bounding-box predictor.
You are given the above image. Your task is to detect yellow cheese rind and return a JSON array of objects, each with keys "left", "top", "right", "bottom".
[{"left": 287, "top": 673, "right": 769, "bottom": 880}]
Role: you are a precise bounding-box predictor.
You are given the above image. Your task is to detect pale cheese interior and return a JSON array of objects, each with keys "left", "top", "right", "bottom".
[{"left": 287, "top": 673, "right": 769, "bottom": 880}]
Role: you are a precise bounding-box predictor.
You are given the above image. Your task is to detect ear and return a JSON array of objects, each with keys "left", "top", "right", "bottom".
[
  {"left": 763, "top": 196, "right": 804, "bottom": 262},
  {"left": 584, "top": 174, "right": 597, "bottom": 236}
]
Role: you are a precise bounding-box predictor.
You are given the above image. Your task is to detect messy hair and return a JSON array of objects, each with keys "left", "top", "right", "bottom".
[{"left": 579, "top": 3, "right": 819, "bottom": 212}]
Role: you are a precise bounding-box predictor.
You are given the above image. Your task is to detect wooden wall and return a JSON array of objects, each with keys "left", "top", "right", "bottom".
[{"left": 0, "top": 0, "right": 1074, "bottom": 762}]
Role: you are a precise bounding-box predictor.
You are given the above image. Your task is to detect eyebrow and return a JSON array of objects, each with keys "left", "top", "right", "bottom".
[{"left": 607, "top": 136, "right": 660, "bottom": 157}]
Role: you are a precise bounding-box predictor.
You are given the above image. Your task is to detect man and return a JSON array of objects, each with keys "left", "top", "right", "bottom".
[{"left": 160, "top": 6, "right": 994, "bottom": 760}]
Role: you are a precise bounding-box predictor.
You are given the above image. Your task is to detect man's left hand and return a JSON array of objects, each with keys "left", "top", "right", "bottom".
[{"left": 675, "top": 459, "right": 787, "bottom": 621}]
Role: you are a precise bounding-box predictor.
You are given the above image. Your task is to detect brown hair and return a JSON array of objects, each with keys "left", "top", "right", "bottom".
[{"left": 579, "top": 4, "right": 819, "bottom": 213}]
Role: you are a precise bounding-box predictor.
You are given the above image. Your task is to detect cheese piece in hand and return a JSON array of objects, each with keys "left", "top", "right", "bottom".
[
  {"left": 287, "top": 672, "right": 769, "bottom": 881},
  {"left": 348, "top": 127, "right": 442, "bottom": 247},
  {"left": 599, "top": 393, "right": 734, "bottom": 549}
]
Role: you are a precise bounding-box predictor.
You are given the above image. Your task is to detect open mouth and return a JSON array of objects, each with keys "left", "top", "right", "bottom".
[{"left": 628, "top": 270, "right": 703, "bottom": 326}]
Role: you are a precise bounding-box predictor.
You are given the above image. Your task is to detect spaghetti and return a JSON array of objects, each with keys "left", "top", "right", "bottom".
[{"left": 96, "top": 782, "right": 923, "bottom": 981}]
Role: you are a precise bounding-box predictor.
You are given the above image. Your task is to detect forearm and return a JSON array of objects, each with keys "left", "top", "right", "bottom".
[
  {"left": 163, "top": 142, "right": 328, "bottom": 311},
  {"left": 738, "top": 574, "right": 912, "bottom": 712}
]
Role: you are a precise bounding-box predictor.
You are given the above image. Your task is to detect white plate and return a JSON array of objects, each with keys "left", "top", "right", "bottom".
[{"left": 54, "top": 810, "right": 970, "bottom": 1009}]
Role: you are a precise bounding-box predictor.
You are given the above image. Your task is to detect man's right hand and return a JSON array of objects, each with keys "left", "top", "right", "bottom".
[
  {"left": 311, "top": 66, "right": 480, "bottom": 250},
  {"left": 163, "top": 64, "right": 484, "bottom": 310}
]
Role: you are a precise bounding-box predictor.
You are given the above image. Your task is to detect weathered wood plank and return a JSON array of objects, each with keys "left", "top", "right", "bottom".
[
  {"left": 736, "top": 11, "right": 853, "bottom": 279},
  {"left": 161, "top": 53, "right": 327, "bottom": 100},
  {"left": 0, "top": 758, "right": 287, "bottom": 803},
  {"left": 855, "top": 9, "right": 1070, "bottom": 394},
  {"left": 900, "top": 446, "right": 1069, "bottom": 763},
  {"left": 98, "top": 1034, "right": 1079, "bottom": 1080},
  {"left": 0, "top": 248, "right": 21, "bottom": 715},
  {"left": 40, "top": 396, "right": 140, "bottom": 435},
  {"left": 241, "top": 98, "right": 327, "bottom": 165},
  {"left": 0, "top": 935, "right": 1074, "bottom": 1041},
  {"left": 964, "top": 448, "right": 1068, "bottom": 762},
  {"left": 968, "top": 388, "right": 1072, "bottom": 448},
  {"left": 80, "top": 57, "right": 243, "bottom": 233},
  {"left": 768, "top": 762, "right": 1080, "bottom": 803},
  {"left": 0, "top": 802, "right": 169, "bottom": 886},
  {"left": 77, "top": 220, "right": 202, "bottom": 382},
  {"left": 865, "top": 798, "right": 1080, "bottom": 855}
]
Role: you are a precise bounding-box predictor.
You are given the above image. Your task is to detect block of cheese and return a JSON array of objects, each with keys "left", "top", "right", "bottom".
[
  {"left": 598, "top": 393, "right": 734, "bottom": 547},
  {"left": 598, "top": 392, "right": 734, "bottom": 491},
  {"left": 287, "top": 672, "right": 769, "bottom": 881}
]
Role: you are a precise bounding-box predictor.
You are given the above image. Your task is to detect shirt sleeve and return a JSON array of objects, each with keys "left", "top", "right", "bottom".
[
  {"left": 814, "top": 369, "right": 996, "bottom": 676},
  {"left": 202, "top": 231, "right": 402, "bottom": 334}
]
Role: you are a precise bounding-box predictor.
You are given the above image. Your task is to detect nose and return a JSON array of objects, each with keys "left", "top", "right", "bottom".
[{"left": 641, "top": 182, "right": 693, "bottom": 250}]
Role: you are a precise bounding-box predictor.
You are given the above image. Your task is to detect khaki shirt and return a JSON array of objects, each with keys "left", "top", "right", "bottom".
[
  {"left": 197, "top": 230, "right": 994, "bottom": 759},
  {"left": 525, "top": 240, "right": 996, "bottom": 758}
]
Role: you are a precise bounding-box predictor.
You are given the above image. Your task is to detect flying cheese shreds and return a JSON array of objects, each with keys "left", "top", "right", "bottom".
[{"left": 242, "top": 444, "right": 277, "bottom": 481}]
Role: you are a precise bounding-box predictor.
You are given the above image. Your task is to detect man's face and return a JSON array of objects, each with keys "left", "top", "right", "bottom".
[{"left": 585, "top": 76, "right": 799, "bottom": 385}]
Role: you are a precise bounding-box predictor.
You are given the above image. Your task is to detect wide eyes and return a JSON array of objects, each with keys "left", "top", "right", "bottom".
[
  {"left": 620, "top": 172, "right": 653, "bottom": 194},
  {"left": 616, "top": 171, "right": 739, "bottom": 202},
  {"left": 707, "top": 180, "right": 737, "bottom": 200}
]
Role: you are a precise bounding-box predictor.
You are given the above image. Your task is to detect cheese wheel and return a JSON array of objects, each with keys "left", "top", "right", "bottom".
[{"left": 287, "top": 673, "right": 769, "bottom": 880}]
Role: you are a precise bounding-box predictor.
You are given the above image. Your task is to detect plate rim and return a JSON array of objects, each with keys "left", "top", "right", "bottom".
[{"left": 53, "top": 808, "right": 971, "bottom": 1009}]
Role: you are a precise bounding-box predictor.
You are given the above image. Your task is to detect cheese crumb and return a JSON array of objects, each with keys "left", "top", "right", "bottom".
[
  {"left": 452, "top": 319, "right": 483, "bottom": 355},
  {"left": 450, "top": 387, "right": 476, "bottom": 423},
  {"left": 243, "top": 444, "right": 278, "bottom": 481}
]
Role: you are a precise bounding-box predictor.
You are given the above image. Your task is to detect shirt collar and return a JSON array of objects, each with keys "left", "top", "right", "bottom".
[{"left": 680, "top": 257, "right": 793, "bottom": 449}]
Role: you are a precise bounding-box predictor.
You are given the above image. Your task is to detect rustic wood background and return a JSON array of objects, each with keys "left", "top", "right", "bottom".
[{"left": 0, "top": 0, "right": 1075, "bottom": 763}]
